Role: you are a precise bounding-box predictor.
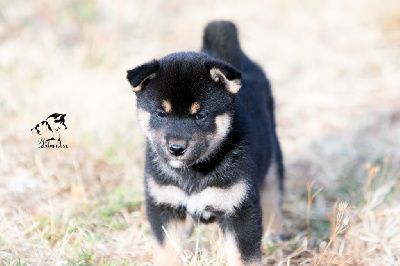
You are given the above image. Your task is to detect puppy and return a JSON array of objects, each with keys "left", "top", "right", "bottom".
[{"left": 127, "top": 21, "right": 284, "bottom": 265}]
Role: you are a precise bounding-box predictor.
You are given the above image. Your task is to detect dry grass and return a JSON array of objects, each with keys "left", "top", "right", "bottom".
[{"left": 1, "top": 0, "right": 400, "bottom": 265}]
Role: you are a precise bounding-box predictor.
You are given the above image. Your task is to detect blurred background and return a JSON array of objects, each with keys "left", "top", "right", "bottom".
[{"left": 1, "top": 0, "right": 399, "bottom": 264}]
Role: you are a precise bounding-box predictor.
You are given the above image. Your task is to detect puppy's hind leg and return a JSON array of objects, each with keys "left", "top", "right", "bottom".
[{"left": 261, "top": 159, "right": 284, "bottom": 236}]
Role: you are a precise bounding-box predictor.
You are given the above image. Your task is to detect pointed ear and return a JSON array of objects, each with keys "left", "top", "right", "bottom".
[
  {"left": 206, "top": 61, "right": 241, "bottom": 94},
  {"left": 127, "top": 60, "right": 160, "bottom": 92}
]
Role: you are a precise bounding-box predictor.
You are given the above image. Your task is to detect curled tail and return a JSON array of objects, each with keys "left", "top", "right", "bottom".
[{"left": 201, "top": 20, "right": 242, "bottom": 69}]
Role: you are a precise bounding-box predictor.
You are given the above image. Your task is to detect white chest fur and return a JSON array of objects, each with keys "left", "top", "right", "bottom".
[{"left": 147, "top": 178, "right": 248, "bottom": 217}]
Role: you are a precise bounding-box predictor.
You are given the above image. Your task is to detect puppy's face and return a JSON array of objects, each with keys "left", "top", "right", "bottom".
[
  {"left": 127, "top": 53, "right": 241, "bottom": 168},
  {"left": 47, "top": 114, "right": 67, "bottom": 131}
]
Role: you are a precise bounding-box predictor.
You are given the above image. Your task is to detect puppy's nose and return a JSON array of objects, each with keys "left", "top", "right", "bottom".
[{"left": 168, "top": 143, "right": 186, "bottom": 156}]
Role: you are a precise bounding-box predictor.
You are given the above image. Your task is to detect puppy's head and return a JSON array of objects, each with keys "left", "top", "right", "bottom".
[
  {"left": 127, "top": 52, "right": 241, "bottom": 168},
  {"left": 46, "top": 113, "right": 67, "bottom": 131}
]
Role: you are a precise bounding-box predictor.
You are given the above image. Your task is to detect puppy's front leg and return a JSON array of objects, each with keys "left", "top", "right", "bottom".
[
  {"left": 146, "top": 196, "right": 188, "bottom": 266},
  {"left": 221, "top": 200, "right": 263, "bottom": 266}
]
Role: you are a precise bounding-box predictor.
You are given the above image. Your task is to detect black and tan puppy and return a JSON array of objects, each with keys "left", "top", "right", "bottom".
[{"left": 127, "top": 21, "right": 284, "bottom": 265}]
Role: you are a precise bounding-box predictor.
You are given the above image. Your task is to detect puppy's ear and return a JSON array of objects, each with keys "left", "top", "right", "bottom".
[
  {"left": 127, "top": 60, "right": 160, "bottom": 92},
  {"left": 206, "top": 61, "right": 241, "bottom": 94}
]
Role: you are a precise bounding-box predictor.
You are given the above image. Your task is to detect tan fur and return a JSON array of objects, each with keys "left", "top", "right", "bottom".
[
  {"left": 137, "top": 108, "right": 169, "bottom": 156},
  {"left": 199, "top": 113, "right": 231, "bottom": 161},
  {"left": 260, "top": 160, "right": 283, "bottom": 233},
  {"left": 153, "top": 240, "right": 181, "bottom": 266},
  {"left": 215, "top": 114, "right": 231, "bottom": 139},
  {"left": 148, "top": 178, "right": 186, "bottom": 207},
  {"left": 189, "top": 102, "right": 200, "bottom": 115},
  {"left": 153, "top": 219, "right": 188, "bottom": 266},
  {"left": 137, "top": 108, "right": 151, "bottom": 133},
  {"left": 131, "top": 73, "right": 156, "bottom": 92},
  {"left": 147, "top": 178, "right": 248, "bottom": 216},
  {"left": 210, "top": 68, "right": 241, "bottom": 94},
  {"left": 162, "top": 100, "right": 172, "bottom": 113},
  {"left": 169, "top": 159, "right": 184, "bottom": 168},
  {"left": 186, "top": 181, "right": 248, "bottom": 217},
  {"left": 137, "top": 108, "right": 168, "bottom": 154},
  {"left": 224, "top": 232, "right": 261, "bottom": 266},
  {"left": 224, "top": 232, "right": 242, "bottom": 265}
]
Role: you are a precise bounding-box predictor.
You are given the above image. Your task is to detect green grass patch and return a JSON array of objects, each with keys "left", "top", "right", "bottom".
[{"left": 78, "top": 186, "right": 145, "bottom": 231}]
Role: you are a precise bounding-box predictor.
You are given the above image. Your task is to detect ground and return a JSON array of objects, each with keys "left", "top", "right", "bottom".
[{"left": 1, "top": 0, "right": 400, "bottom": 265}]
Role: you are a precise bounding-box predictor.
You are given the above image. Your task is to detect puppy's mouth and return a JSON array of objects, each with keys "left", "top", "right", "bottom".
[
  {"left": 153, "top": 142, "right": 202, "bottom": 169},
  {"left": 168, "top": 159, "right": 195, "bottom": 168}
]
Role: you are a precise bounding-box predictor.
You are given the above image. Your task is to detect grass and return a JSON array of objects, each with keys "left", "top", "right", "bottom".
[{"left": 1, "top": 0, "right": 400, "bottom": 265}]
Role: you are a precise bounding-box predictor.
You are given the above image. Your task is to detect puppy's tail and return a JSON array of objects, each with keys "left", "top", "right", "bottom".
[{"left": 202, "top": 20, "right": 242, "bottom": 69}]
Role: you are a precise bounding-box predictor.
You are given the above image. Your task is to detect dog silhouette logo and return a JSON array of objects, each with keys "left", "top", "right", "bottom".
[{"left": 31, "top": 113, "right": 68, "bottom": 148}]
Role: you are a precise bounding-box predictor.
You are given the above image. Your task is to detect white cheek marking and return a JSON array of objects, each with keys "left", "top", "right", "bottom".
[
  {"left": 215, "top": 113, "right": 231, "bottom": 140},
  {"left": 147, "top": 179, "right": 248, "bottom": 215},
  {"left": 199, "top": 113, "right": 231, "bottom": 161},
  {"left": 137, "top": 108, "right": 151, "bottom": 134},
  {"left": 137, "top": 108, "right": 160, "bottom": 152}
]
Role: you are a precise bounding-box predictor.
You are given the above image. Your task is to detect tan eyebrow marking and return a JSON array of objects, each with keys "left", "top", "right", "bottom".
[
  {"left": 190, "top": 102, "right": 200, "bottom": 115},
  {"left": 162, "top": 100, "right": 172, "bottom": 113}
]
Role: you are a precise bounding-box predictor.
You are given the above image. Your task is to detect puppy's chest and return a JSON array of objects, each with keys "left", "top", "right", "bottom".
[{"left": 147, "top": 178, "right": 248, "bottom": 220}]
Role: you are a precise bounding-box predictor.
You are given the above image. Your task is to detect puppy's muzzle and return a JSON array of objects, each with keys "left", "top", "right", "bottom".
[
  {"left": 166, "top": 134, "right": 188, "bottom": 157},
  {"left": 168, "top": 142, "right": 187, "bottom": 156}
]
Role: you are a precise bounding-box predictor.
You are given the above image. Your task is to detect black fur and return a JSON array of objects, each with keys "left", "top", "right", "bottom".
[
  {"left": 126, "top": 60, "right": 160, "bottom": 88},
  {"left": 202, "top": 21, "right": 242, "bottom": 69},
  {"left": 127, "top": 20, "right": 284, "bottom": 264},
  {"left": 47, "top": 113, "right": 67, "bottom": 129}
]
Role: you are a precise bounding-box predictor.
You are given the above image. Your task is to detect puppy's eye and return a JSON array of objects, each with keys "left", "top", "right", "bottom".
[
  {"left": 156, "top": 110, "right": 167, "bottom": 118},
  {"left": 195, "top": 112, "right": 207, "bottom": 121}
]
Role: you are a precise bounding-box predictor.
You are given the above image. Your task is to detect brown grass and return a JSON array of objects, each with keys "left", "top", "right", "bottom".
[
  {"left": 1, "top": 0, "right": 400, "bottom": 265},
  {"left": 306, "top": 181, "right": 324, "bottom": 247}
]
